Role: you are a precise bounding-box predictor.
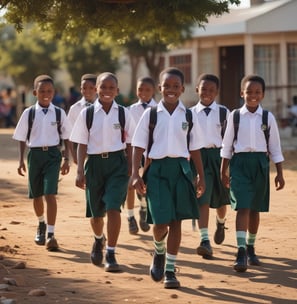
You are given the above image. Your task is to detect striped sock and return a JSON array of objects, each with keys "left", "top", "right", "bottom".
[
  {"left": 247, "top": 232, "right": 257, "bottom": 246},
  {"left": 236, "top": 231, "right": 247, "bottom": 248},
  {"left": 154, "top": 239, "right": 166, "bottom": 255},
  {"left": 199, "top": 228, "right": 209, "bottom": 241},
  {"left": 165, "top": 253, "right": 176, "bottom": 273}
]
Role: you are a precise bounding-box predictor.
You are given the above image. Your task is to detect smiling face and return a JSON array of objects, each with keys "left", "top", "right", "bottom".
[
  {"left": 33, "top": 81, "right": 55, "bottom": 108},
  {"left": 241, "top": 80, "right": 265, "bottom": 112},
  {"left": 159, "top": 72, "right": 184, "bottom": 106},
  {"left": 137, "top": 81, "right": 155, "bottom": 103},
  {"left": 81, "top": 79, "right": 97, "bottom": 103},
  {"left": 196, "top": 79, "right": 218, "bottom": 107},
  {"left": 97, "top": 74, "right": 119, "bottom": 104}
]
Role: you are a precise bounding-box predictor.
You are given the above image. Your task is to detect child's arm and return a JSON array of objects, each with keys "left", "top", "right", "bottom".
[
  {"left": 275, "top": 162, "right": 285, "bottom": 190},
  {"left": 60, "top": 139, "right": 70, "bottom": 175},
  {"left": 75, "top": 143, "right": 87, "bottom": 190},
  {"left": 220, "top": 157, "right": 230, "bottom": 189},
  {"left": 17, "top": 141, "right": 27, "bottom": 176},
  {"left": 129, "top": 146, "right": 146, "bottom": 195},
  {"left": 190, "top": 149, "right": 205, "bottom": 198}
]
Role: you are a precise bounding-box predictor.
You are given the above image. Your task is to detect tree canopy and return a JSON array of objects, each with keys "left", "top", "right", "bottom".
[{"left": 1, "top": 0, "right": 240, "bottom": 43}]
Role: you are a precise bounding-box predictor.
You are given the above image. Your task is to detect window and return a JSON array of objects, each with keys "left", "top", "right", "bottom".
[
  {"left": 169, "top": 54, "right": 192, "bottom": 84},
  {"left": 288, "top": 43, "right": 297, "bottom": 105}
]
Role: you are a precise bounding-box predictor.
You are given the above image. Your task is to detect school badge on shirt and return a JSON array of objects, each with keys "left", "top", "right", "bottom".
[{"left": 182, "top": 122, "right": 189, "bottom": 130}]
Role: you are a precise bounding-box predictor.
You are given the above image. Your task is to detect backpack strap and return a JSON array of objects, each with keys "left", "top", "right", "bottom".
[
  {"left": 86, "top": 104, "right": 126, "bottom": 143},
  {"left": 54, "top": 106, "right": 62, "bottom": 137},
  {"left": 233, "top": 109, "right": 240, "bottom": 144},
  {"left": 86, "top": 104, "right": 94, "bottom": 131},
  {"left": 185, "top": 108, "right": 193, "bottom": 150},
  {"left": 262, "top": 109, "right": 270, "bottom": 152},
  {"left": 118, "top": 105, "right": 126, "bottom": 143},
  {"left": 147, "top": 106, "right": 157, "bottom": 154},
  {"left": 27, "top": 105, "right": 35, "bottom": 141},
  {"left": 219, "top": 106, "right": 227, "bottom": 139}
]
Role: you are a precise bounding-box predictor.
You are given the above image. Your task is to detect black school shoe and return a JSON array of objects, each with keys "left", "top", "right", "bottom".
[
  {"left": 233, "top": 247, "right": 247, "bottom": 272},
  {"left": 128, "top": 216, "right": 139, "bottom": 235},
  {"left": 247, "top": 245, "right": 261, "bottom": 266},
  {"left": 139, "top": 207, "right": 150, "bottom": 232},
  {"left": 35, "top": 222, "right": 46, "bottom": 245},
  {"left": 104, "top": 251, "right": 120, "bottom": 272},
  {"left": 214, "top": 220, "right": 226, "bottom": 245},
  {"left": 150, "top": 252, "right": 165, "bottom": 282},
  {"left": 164, "top": 271, "right": 180, "bottom": 289},
  {"left": 90, "top": 236, "right": 106, "bottom": 267},
  {"left": 196, "top": 240, "right": 213, "bottom": 259}
]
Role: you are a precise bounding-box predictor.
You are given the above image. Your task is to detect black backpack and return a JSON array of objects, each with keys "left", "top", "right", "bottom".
[
  {"left": 86, "top": 104, "right": 126, "bottom": 143},
  {"left": 27, "top": 106, "right": 61, "bottom": 141},
  {"left": 147, "top": 107, "right": 193, "bottom": 154},
  {"left": 233, "top": 109, "right": 270, "bottom": 151},
  {"left": 219, "top": 106, "right": 228, "bottom": 139}
]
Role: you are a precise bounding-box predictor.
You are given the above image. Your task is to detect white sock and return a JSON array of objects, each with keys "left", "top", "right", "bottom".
[
  {"left": 127, "top": 209, "right": 134, "bottom": 218},
  {"left": 47, "top": 225, "right": 55, "bottom": 234},
  {"left": 38, "top": 215, "right": 45, "bottom": 223}
]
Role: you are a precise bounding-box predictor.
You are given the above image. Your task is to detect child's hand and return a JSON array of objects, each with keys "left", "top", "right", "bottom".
[
  {"left": 221, "top": 173, "right": 230, "bottom": 189},
  {"left": 129, "top": 174, "right": 146, "bottom": 196},
  {"left": 275, "top": 174, "right": 285, "bottom": 190},
  {"left": 17, "top": 162, "right": 26, "bottom": 176},
  {"left": 196, "top": 176, "right": 205, "bottom": 198},
  {"left": 60, "top": 159, "right": 70, "bottom": 175},
  {"left": 75, "top": 171, "right": 86, "bottom": 190}
]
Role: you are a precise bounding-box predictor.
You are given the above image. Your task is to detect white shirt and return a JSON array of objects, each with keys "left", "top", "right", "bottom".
[
  {"left": 70, "top": 99, "right": 135, "bottom": 154},
  {"left": 67, "top": 97, "right": 91, "bottom": 128},
  {"left": 191, "top": 101, "right": 230, "bottom": 148},
  {"left": 13, "top": 102, "right": 71, "bottom": 147},
  {"left": 221, "top": 104, "right": 284, "bottom": 164},
  {"left": 129, "top": 98, "right": 158, "bottom": 127},
  {"left": 132, "top": 100, "right": 204, "bottom": 159}
]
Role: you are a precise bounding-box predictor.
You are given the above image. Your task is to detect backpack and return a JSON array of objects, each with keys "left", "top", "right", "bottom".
[
  {"left": 233, "top": 109, "right": 270, "bottom": 151},
  {"left": 86, "top": 104, "right": 126, "bottom": 143},
  {"left": 147, "top": 106, "right": 193, "bottom": 154},
  {"left": 219, "top": 106, "right": 227, "bottom": 139},
  {"left": 27, "top": 106, "right": 61, "bottom": 142}
]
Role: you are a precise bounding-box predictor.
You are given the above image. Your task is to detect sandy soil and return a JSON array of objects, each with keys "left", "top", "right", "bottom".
[{"left": 0, "top": 128, "right": 296, "bottom": 304}]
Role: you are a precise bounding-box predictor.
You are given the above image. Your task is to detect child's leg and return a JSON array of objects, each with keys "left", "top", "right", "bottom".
[
  {"left": 234, "top": 208, "right": 250, "bottom": 272},
  {"left": 44, "top": 194, "right": 58, "bottom": 251},
  {"left": 214, "top": 205, "right": 227, "bottom": 245},
  {"left": 246, "top": 210, "right": 261, "bottom": 266},
  {"left": 164, "top": 220, "right": 181, "bottom": 289},
  {"left": 197, "top": 204, "right": 213, "bottom": 258},
  {"left": 90, "top": 217, "right": 105, "bottom": 267},
  {"left": 105, "top": 209, "right": 121, "bottom": 272},
  {"left": 126, "top": 186, "right": 139, "bottom": 235},
  {"left": 33, "top": 196, "right": 46, "bottom": 246}
]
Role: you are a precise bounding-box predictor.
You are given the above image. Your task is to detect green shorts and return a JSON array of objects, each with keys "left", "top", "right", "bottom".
[
  {"left": 230, "top": 152, "right": 270, "bottom": 212},
  {"left": 85, "top": 150, "right": 128, "bottom": 218},
  {"left": 27, "top": 146, "right": 62, "bottom": 198},
  {"left": 193, "top": 148, "right": 230, "bottom": 208},
  {"left": 146, "top": 157, "right": 199, "bottom": 224}
]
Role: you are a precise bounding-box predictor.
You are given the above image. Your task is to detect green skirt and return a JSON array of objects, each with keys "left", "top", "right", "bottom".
[
  {"left": 146, "top": 157, "right": 199, "bottom": 224},
  {"left": 230, "top": 152, "right": 270, "bottom": 212}
]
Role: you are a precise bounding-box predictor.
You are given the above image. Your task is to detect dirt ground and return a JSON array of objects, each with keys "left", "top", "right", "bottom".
[{"left": 0, "top": 128, "right": 296, "bottom": 304}]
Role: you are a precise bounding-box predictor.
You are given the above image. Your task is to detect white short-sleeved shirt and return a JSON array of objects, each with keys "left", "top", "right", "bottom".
[
  {"left": 13, "top": 102, "right": 71, "bottom": 147},
  {"left": 70, "top": 100, "right": 135, "bottom": 154},
  {"left": 191, "top": 101, "right": 230, "bottom": 148},
  {"left": 221, "top": 104, "right": 284, "bottom": 164},
  {"left": 129, "top": 98, "right": 158, "bottom": 127},
  {"left": 67, "top": 97, "right": 90, "bottom": 128},
  {"left": 132, "top": 100, "right": 204, "bottom": 159}
]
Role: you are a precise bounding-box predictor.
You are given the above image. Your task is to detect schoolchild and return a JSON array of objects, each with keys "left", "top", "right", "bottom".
[
  {"left": 220, "top": 74, "right": 285, "bottom": 272},
  {"left": 67, "top": 74, "right": 97, "bottom": 164},
  {"left": 126, "top": 76, "right": 158, "bottom": 234},
  {"left": 191, "top": 73, "right": 230, "bottom": 259},
  {"left": 13, "top": 75, "right": 71, "bottom": 251},
  {"left": 130, "top": 67, "right": 205, "bottom": 289},
  {"left": 70, "top": 72, "right": 135, "bottom": 272}
]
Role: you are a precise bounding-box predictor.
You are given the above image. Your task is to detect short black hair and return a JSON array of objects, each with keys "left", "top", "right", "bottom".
[
  {"left": 159, "top": 67, "right": 184, "bottom": 85},
  {"left": 241, "top": 74, "right": 265, "bottom": 93},
  {"left": 137, "top": 76, "right": 155, "bottom": 88},
  {"left": 197, "top": 73, "right": 219, "bottom": 89},
  {"left": 34, "top": 75, "right": 54, "bottom": 89},
  {"left": 96, "top": 72, "right": 118, "bottom": 86},
  {"left": 81, "top": 74, "right": 97, "bottom": 85}
]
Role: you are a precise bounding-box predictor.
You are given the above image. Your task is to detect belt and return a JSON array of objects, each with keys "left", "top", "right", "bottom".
[
  {"left": 30, "top": 146, "right": 58, "bottom": 151},
  {"left": 89, "top": 150, "right": 124, "bottom": 159},
  {"left": 204, "top": 145, "right": 220, "bottom": 149}
]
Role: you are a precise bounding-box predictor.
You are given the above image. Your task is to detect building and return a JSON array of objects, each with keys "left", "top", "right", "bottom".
[{"left": 161, "top": 0, "right": 297, "bottom": 119}]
